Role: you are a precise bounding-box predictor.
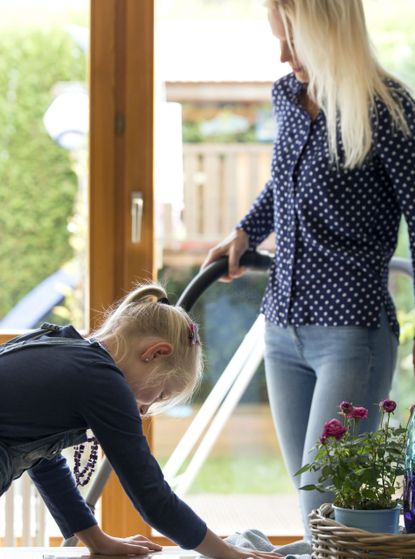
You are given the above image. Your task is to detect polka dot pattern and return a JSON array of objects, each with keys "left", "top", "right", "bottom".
[{"left": 238, "top": 73, "right": 415, "bottom": 336}]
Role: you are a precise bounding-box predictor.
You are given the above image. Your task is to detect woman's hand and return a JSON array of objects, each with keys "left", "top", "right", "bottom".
[
  {"left": 195, "top": 528, "right": 283, "bottom": 559},
  {"left": 75, "top": 525, "right": 162, "bottom": 555},
  {"left": 202, "top": 229, "right": 250, "bottom": 282}
]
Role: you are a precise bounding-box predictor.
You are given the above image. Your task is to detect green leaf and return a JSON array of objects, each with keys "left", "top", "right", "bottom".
[
  {"left": 294, "top": 463, "right": 311, "bottom": 477},
  {"left": 299, "top": 484, "right": 326, "bottom": 493}
]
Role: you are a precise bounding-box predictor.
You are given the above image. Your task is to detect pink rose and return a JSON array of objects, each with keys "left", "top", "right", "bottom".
[
  {"left": 321, "top": 418, "right": 348, "bottom": 442},
  {"left": 350, "top": 406, "right": 369, "bottom": 420},
  {"left": 339, "top": 401, "right": 354, "bottom": 416},
  {"left": 380, "top": 400, "right": 397, "bottom": 414}
]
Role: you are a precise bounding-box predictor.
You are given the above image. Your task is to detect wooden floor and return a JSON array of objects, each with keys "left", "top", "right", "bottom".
[{"left": 186, "top": 493, "right": 303, "bottom": 536}]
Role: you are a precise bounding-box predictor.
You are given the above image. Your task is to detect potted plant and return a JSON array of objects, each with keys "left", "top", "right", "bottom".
[{"left": 296, "top": 399, "right": 409, "bottom": 533}]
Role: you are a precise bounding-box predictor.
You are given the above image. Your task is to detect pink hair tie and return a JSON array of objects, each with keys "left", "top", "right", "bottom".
[{"left": 188, "top": 322, "right": 200, "bottom": 345}]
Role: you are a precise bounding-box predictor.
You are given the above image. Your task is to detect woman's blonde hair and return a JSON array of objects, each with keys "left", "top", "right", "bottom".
[
  {"left": 92, "top": 283, "right": 203, "bottom": 414},
  {"left": 267, "top": 0, "right": 412, "bottom": 168}
]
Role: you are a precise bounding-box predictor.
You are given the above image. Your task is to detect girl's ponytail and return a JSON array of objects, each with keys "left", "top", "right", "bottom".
[{"left": 110, "top": 284, "right": 168, "bottom": 321}]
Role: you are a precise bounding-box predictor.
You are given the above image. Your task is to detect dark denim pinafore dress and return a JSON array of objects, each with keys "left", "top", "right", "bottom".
[{"left": 0, "top": 323, "right": 99, "bottom": 495}]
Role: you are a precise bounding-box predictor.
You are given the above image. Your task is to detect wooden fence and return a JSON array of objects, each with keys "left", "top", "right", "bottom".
[{"left": 162, "top": 143, "right": 273, "bottom": 255}]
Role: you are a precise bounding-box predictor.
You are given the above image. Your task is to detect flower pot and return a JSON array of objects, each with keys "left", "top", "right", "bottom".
[{"left": 333, "top": 505, "right": 400, "bottom": 534}]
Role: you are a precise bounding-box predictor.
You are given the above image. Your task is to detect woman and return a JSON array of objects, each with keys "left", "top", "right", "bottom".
[
  {"left": 0, "top": 283, "right": 280, "bottom": 558},
  {"left": 203, "top": 0, "right": 415, "bottom": 536}
]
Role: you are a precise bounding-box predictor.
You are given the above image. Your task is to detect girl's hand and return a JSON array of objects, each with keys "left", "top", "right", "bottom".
[
  {"left": 202, "top": 229, "right": 249, "bottom": 282},
  {"left": 76, "top": 525, "right": 162, "bottom": 555},
  {"left": 195, "top": 528, "right": 283, "bottom": 559},
  {"left": 226, "top": 544, "right": 283, "bottom": 559}
]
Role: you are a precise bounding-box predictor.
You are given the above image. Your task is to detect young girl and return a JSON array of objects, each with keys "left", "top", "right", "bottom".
[{"left": 0, "top": 284, "right": 280, "bottom": 558}]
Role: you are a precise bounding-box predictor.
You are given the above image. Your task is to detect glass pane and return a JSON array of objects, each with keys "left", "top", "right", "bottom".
[
  {"left": 154, "top": 0, "right": 290, "bottom": 536},
  {"left": 0, "top": 0, "right": 90, "bottom": 543},
  {"left": 154, "top": 0, "right": 415, "bottom": 537},
  {"left": 0, "top": 0, "right": 89, "bottom": 332},
  {"left": 153, "top": 272, "right": 302, "bottom": 536}
]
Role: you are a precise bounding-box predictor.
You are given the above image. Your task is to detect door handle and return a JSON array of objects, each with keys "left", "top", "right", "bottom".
[{"left": 131, "top": 192, "right": 143, "bottom": 243}]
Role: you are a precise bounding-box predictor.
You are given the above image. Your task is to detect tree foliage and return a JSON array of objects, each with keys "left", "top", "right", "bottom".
[{"left": 0, "top": 29, "right": 85, "bottom": 317}]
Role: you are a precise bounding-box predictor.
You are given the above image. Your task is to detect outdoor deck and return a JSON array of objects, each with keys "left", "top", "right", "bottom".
[
  {"left": 154, "top": 405, "right": 304, "bottom": 540},
  {"left": 185, "top": 493, "right": 303, "bottom": 537}
]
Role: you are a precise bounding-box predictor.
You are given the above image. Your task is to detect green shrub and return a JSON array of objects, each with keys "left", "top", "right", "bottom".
[{"left": 0, "top": 28, "right": 85, "bottom": 318}]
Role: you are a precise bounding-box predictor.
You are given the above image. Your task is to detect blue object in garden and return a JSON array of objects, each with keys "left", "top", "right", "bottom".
[
  {"left": 404, "top": 405, "right": 415, "bottom": 533},
  {"left": 0, "top": 269, "right": 77, "bottom": 329}
]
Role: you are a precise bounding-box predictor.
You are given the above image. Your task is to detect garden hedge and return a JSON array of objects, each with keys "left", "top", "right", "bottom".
[{"left": 0, "top": 28, "right": 85, "bottom": 318}]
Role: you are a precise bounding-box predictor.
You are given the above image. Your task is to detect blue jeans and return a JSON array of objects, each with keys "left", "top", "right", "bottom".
[{"left": 264, "top": 308, "right": 398, "bottom": 536}]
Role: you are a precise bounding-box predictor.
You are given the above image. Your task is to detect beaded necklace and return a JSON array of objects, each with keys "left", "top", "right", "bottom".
[{"left": 73, "top": 435, "right": 99, "bottom": 486}]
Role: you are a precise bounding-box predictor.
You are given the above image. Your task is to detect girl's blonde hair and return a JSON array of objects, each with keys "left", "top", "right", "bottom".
[
  {"left": 92, "top": 283, "right": 203, "bottom": 414},
  {"left": 267, "top": 0, "right": 412, "bottom": 168}
]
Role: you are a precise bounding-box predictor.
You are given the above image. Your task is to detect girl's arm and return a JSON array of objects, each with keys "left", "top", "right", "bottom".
[
  {"left": 29, "top": 454, "right": 162, "bottom": 555},
  {"left": 195, "top": 528, "right": 283, "bottom": 559},
  {"left": 76, "top": 525, "right": 283, "bottom": 558},
  {"left": 28, "top": 454, "right": 97, "bottom": 539},
  {"left": 81, "top": 367, "right": 280, "bottom": 556}
]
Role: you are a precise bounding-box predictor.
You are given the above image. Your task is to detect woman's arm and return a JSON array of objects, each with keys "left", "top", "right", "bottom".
[
  {"left": 202, "top": 178, "right": 275, "bottom": 278},
  {"left": 202, "top": 228, "right": 249, "bottom": 281},
  {"left": 237, "top": 179, "right": 275, "bottom": 250},
  {"left": 374, "top": 85, "right": 415, "bottom": 371}
]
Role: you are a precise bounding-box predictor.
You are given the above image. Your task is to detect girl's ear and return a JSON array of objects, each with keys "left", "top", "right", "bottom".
[{"left": 140, "top": 341, "right": 173, "bottom": 363}]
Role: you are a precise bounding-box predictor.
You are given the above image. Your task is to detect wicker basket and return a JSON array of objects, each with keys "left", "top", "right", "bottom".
[{"left": 309, "top": 503, "right": 415, "bottom": 558}]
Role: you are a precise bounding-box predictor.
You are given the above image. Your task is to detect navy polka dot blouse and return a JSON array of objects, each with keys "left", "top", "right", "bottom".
[{"left": 238, "top": 72, "right": 415, "bottom": 337}]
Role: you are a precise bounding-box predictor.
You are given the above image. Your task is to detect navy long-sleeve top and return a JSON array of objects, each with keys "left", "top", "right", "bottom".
[
  {"left": 238, "top": 73, "right": 415, "bottom": 336},
  {"left": 0, "top": 325, "right": 207, "bottom": 548}
]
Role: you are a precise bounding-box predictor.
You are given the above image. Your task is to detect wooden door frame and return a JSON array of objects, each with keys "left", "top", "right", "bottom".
[
  {"left": 90, "top": 0, "right": 155, "bottom": 315},
  {"left": 90, "top": 0, "right": 156, "bottom": 539}
]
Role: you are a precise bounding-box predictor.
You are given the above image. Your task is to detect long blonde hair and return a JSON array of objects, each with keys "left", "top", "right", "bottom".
[
  {"left": 92, "top": 283, "right": 203, "bottom": 414},
  {"left": 267, "top": 0, "right": 412, "bottom": 168}
]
